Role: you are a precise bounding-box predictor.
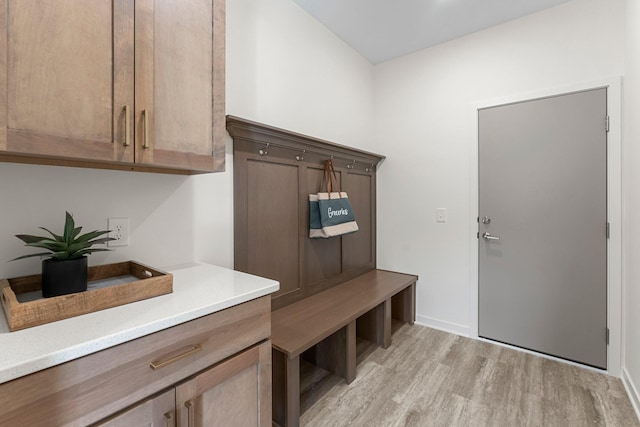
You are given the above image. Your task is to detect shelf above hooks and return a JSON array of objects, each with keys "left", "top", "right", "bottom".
[{"left": 226, "top": 115, "right": 385, "bottom": 172}]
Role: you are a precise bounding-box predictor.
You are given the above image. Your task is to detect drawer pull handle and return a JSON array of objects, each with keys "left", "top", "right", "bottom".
[
  {"left": 123, "top": 105, "right": 131, "bottom": 146},
  {"left": 142, "top": 109, "right": 150, "bottom": 149},
  {"left": 185, "top": 400, "right": 195, "bottom": 427},
  {"left": 164, "top": 411, "right": 175, "bottom": 427},
  {"left": 150, "top": 344, "right": 202, "bottom": 370}
]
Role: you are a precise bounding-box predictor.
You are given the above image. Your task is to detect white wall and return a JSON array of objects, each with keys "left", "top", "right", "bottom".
[
  {"left": 0, "top": 163, "right": 202, "bottom": 277},
  {"left": 0, "top": 0, "right": 374, "bottom": 281},
  {"left": 373, "top": 0, "right": 625, "bottom": 333},
  {"left": 623, "top": 0, "right": 640, "bottom": 412},
  {"left": 226, "top": 0, "right": 375, "bottom": 150}
]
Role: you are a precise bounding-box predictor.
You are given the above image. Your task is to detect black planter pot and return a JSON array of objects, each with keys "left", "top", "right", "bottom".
[{"left": 41, "top": 257, "right": 88, "bottom": 298}]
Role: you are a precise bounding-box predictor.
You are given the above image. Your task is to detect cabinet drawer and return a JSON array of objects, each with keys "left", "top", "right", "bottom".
[{"left": 0, "top": 296, "right": 270, "bottom": 427}]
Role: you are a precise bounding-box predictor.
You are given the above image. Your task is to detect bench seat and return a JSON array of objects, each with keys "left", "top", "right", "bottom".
[{"left": 271, "top": 269, "right": 418, "bottom": 427}]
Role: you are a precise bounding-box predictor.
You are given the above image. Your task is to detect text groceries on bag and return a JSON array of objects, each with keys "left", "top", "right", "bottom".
[{"left": 327, "top": 207, "right": 349, "bottom": 219}]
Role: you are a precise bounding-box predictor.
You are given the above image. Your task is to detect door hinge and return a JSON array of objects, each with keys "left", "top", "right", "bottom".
[
  {"left": 606, "top": 328, "right": 610, "bottom": 345},
  {"left": 476, "top": 231, "right": 479, "bottom": 239},
  {"left": 606, "top": 222, "right": 610, "bottom": 239},
  {"left": 605, "top": 116, "right": 610, "bottom": 132}
]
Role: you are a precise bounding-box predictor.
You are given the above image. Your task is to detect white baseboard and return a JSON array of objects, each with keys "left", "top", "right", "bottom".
[
  {"left": 623, "top": 368, "right": 640, "bottom": 422},
  {"left": 415, "top": 315, "right": 470, "bottom": 337}
]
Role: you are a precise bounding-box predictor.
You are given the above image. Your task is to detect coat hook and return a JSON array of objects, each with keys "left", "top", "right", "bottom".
[
  {"left": 296, "top": 149, "right": 305, "bottom": 161},
  {"left": 347, "top": 159, "right": 356, "bottom": 169},
  {"left": 259, "top": 143, "right": 270, "bottom": 156}
]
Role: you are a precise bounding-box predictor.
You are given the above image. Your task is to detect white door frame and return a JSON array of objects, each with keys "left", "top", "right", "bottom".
[{"left": 468, "top": 77, "right": 622, "bottom": 376}]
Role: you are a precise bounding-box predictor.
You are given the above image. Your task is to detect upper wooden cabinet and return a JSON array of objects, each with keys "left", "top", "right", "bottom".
[
  {"left": 0, "top": 0, "right": 225, "bottom": 174},
  {"left": 1, "top": 0, "right": 133, "bottom": 164},
  {"left": 135, "top": 0, "right": 225, "bottom": 172}
]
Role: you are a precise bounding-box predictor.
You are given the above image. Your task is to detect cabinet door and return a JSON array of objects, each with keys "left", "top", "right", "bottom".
[
  {"left": 135, "top": 0, "right": 225, "bottom": 173},
  {"left": 0, "top": 0, "right": 134, "bottom": 163},
  {"left": 94, "top": 389, "right": 175, "bottom": 427},
  {"left": 176, "top": 341, "right": 271, "bottom": 427}
]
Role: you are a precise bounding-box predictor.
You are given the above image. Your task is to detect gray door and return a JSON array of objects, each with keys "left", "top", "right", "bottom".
[{"left": 478, "top": 88, "right": 607, "bottom": 369}]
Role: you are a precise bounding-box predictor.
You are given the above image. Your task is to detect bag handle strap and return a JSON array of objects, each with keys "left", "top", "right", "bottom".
[
  {"left": 320, "top": 160, "right": 330, "bottom": 192},
  {"left": 329, "top": 159, "right": 340, "bottom": 192},
  {"left": 324, "top": 159, "right": 339, "bottom": 194}
]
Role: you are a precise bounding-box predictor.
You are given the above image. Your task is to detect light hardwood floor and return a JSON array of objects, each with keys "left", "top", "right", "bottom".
[{"left": 300, "top": 323, "right": 639, "bottom": 426}]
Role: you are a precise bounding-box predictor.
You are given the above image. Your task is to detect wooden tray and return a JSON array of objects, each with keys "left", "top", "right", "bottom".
[{"left": 0, "top": 261, "right": 173, "bottom": 332}]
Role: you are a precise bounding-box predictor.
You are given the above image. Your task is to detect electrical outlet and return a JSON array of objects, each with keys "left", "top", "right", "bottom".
[{"left": 108, "top": 218, "right": 129, "bottom": 247}]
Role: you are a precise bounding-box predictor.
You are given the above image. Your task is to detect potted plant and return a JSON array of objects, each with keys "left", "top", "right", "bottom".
[{"left": 12, "top": 212, "right": 114, "bottom": 297}]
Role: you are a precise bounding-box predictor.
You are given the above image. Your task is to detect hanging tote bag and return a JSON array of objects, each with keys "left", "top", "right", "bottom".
[
  {"left": 309, "top": 159, "right": 358, "bottom": 238},
  {"left": 309, "top": 192, "right": 327, "bottom": 238}
]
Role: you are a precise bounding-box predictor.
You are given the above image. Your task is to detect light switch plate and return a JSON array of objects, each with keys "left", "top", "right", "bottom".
[{"left": 436, "top": 208, "right": 447, "bottom": 223}]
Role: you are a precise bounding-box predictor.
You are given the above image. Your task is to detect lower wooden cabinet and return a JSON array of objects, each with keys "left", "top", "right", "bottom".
[
  {"left": 0, "top": 296, "right": 272, "bottom": 427},
  {"left": 96, "top": 341, "right": 271, "bottom": 427},
  {"left": 95, "top": 389, "right": 176, "bottom": 427},
  {"left": 176, "top": 341, "right": 271, "bottom": 427}
]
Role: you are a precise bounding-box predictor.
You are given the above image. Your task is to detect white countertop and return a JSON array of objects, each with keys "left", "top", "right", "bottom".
[{"left": 0, "top": 262, "right": 279, "bottom": 385}]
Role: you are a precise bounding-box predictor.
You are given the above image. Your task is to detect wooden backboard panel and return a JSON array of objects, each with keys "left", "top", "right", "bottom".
[
  {"left": 343, "top": 172, "right": 375, "bottom": 270},
  {"left": 229, "top": 116, "right": 384, "bottom": 310},
  {"left": 246, "top": 160, "right": 300, "bottom": 298}
]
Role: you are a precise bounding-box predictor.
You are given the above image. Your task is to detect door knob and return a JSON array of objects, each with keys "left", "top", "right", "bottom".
[{"left": 482, "top": 232, "right": 500, "bottom": 241}]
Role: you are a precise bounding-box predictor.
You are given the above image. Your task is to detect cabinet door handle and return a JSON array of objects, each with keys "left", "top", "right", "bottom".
[
  {"left": 149, "top": 344, "right": 202, "bottom": 370},
  {"left": 164, "top": 411, "right": 175, "bottom": 427},
  {"left": 185, "top": 400, "right": 195, "bottom": 427},
  {"left": 123, "top": 105, "right": 131, "bottom": 146},
  {"left": 142, "top": 109, "right": 150, "bottom": 149}
]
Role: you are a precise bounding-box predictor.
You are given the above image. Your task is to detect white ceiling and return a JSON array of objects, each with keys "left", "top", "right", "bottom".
[{"left": 291, "top": 0, "right": 574, "bottom": 64}]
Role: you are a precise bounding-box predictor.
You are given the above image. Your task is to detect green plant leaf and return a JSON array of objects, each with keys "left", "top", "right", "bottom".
[
  {"left": 50, "top": 251, "right": 70, "bottom": 260},
  {"left": 65, "top": 242, "right": 91, "bottom": 253},
  {"left": 10, "top": 252, "right": 52, "bottom": 261},
  {"left": 38, "top": 227, "right": 64, "bottom": 242},
  {"left": 74, "top": 248, "right": 112, "bottom": 257},
  {"left": 63, "top": 212, "right": 75, "bottom": 244},
  {"left": 26, "top": 241, "right": 67, "bottom": 251},
  {"left": 86, "top": 237, "right": 116, "bottom": 245},
  {"left": 15, "top": 234, "right": 50, "bottom": 244},
  {"left": 13, "top": 212, "right": 113, "bottom": 262},
  {"left": 76, "top": 229, "right": 112, "bottom": 243}
]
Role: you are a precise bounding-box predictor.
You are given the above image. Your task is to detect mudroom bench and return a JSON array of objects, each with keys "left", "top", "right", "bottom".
[
  {"left": 227, "top": 117, "right": 414, "bottom": 427},
  {"left": 271, "top": 269, "right": 418, "bottom": 427}
]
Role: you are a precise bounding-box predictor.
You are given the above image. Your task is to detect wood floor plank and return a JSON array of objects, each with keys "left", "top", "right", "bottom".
[{"left": 300, "top": 324, "right": 640, "bottom": 426}]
